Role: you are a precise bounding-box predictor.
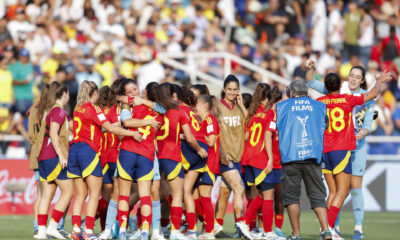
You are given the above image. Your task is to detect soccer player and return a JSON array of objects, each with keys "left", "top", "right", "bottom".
[
  {"left": 117, "top": 81, "right": 163, "bottom": 240},
  {"left": 316, "top": 72, "right": 391, "bottom": 239},
  {"left": 68, "top": 81, "right": 143, "bottom": 240},
  {"left": 36, "top": 82, "right": 73, "bottom": 239},
  {"left": 214, "top": 75, "right": 247, "bottom": 234},
  {"left": 193, "top": 95, "right": 220, "bottom": 239},
  {"left": 155, "top": 83, "right": 207, "bottom": 240},
  {"left": 179, "top": 87, "right": 209, "bottom": 239},
  {"left": 306, "top": 63, "right": 376, "bottom": 239},
  {"left": 235, "top": 84, "right": 284, "bottom": 240}
]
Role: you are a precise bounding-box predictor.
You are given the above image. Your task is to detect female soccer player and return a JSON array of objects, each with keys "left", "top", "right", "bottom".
[
  {"left": 117, "top": 81, "right": 163, "bottom": 240},
  {"left": 235, "top": 83, "right": 284, "bottom": 240},
  {"left": 179, "top": 87, "right": 209, "bottom": 238},
  {"left": 214, "top": 75, "right": 247, "bottom": 234},
  {"left": 305, "top": 62, "right": 380, "bottom": 239},
  {"left": 314, "top": 72, "right": 391, "bottom": 239},
  {"left": 68, "top": 80, "right": 143, "bottom": 240},
  {"left": 194, "top": 95, "right": 220, "bottom": 239},
  {"left": 155, "top": 83, "right": 207, "bottom": 240},
  {"left": 36, "top": 82, "right": 74, "bottom": 239}
]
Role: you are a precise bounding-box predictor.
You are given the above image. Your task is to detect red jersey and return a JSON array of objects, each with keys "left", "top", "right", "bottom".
[
  {"left": 121, "top": 105, "right": 163, "bottom": 161},
  {"left": 241, "top": 106, "right": 276, "bottom": 170},
  {"left": 38, "top": 107, "right": 71, "bottom": 161},
  {"left": 179, "top": 104, "right": 206, "bottom": 144},
  {"left": 156, "top": 108, "right": 190, "bottom": 162},
  {"left": 200, "top": 114, "right": 220, "bottom": 174},
  {"left": 100, "top": 105, "right": 121, "bottom": 166},
  {"left": 71, "top": 102, "right": 108, "bottom": 152},
  {"left": 271, "top": 111, "right": 281, "bottom": 169},
  {"left": 317, "top": 93, "right": 364, "bottom": 153}
]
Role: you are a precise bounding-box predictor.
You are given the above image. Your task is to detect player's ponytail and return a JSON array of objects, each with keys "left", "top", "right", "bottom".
[
  {"left": 266, "top": 86, "right": 282, "bottom": 110},
  {"left": 77, "top": 80, "right": 98, "bottom": 106},
  {"left": 145, "top": 82, "right": 159, "bottom": 102},
  {"left": 155, "top": 82, "right": 179, "bottom": 111},
  {"left": 109, "top": 78, "right": 123, "bottom": 106},
  {"left": 181, "top": 86, "right": 197, "bottom": 108},
  {"left": 246, "top": 83, "right": 271, "bottom": 126},
  {"left": 37, "top": 83, "right": 52, "bottom": 122},
  {"left": 96, "top": 86, "right": 111, "bottom": 109}
]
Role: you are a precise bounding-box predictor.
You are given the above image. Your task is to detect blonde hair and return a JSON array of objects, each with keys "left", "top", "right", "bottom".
[{"left": 77, "top": 81, "right": 98, "bottom": 106}]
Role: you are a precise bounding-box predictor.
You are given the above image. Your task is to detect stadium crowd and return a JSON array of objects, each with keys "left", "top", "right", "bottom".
[{"left": 0, "top": 0, "right": 399, "bottom": 153}]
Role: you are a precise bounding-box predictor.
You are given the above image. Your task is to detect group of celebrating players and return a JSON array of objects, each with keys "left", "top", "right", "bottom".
[{"left": 28, "top": 59, "right": 392, "bottom": 240}]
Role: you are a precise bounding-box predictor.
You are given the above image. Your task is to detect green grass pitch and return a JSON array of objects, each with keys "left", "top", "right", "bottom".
[{"left": 0, "top": 212, "right": 399, "bottom": 240}]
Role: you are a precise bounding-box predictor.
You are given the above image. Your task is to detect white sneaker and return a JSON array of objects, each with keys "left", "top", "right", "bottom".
[
  {"left": 37, "top": 226, "right": 48, "bottom": 239},
  {"left": 151, "top": 230, "right": 165, "bottom": 240},
  {"left": 198, "top": 232, "right": 215, "bottom": 239},
  {"left": 127, "top": 230, "right": 141, "bottom": 240},
  {"left": 46, "top": 221, "right": 66, "bottom": 239},
  {"left": 249, "top": 230, "right": 263, "bottom": 240},
  {"left": 235, "top": 221, "right": 253, "bottom": 240},
  {"left": 170, "top": 230, "right": 189, "bottom": 240},
  {"left": 99, "top": 229, "right": 112, "bottom": 240},
  {"left": 261, "top": 231, "right": 286, "bottom": 240},
  {"left": 330, "top": 227, "right": 344, "bottom": 240},
  {"left": 213, "top": 223, "right": 223, "bottom": 235}
]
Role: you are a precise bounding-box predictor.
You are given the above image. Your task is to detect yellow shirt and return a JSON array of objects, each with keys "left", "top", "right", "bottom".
[
  {"left": 95, "top": 60, "right": 115, "bottom": 87},
  {"left": 0, "top": 107, "right": 10, "bottom": 132},
  {"left": 41, "top": 58, "right": 59, "bottom": 83},
  {"left": 0, "top": 69, "right": 13, "bottom": 103},
  {"left": 119, "top": 61, "right": 137, "bottom": 79}
]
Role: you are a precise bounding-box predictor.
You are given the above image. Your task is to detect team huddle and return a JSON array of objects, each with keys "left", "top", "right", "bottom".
[{"left": 28, "top": 60, "right": 392, "bottom": 240}]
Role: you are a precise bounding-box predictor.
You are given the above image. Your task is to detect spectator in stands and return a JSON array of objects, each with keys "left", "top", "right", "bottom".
[
  {"left": 0, "top": 56, "right": 13, "bottom": 110},
  {"left": 374, "top": 93, "right": 394, "bottom": 136},
  {"left": 8, "top": 48, "right": 35, "bottom": 115},
  {"left": 293, "top": 53, "right": 310, "bottom": 81},
  {"left": 0, "top": 18, "right": 12, "bottom": 49},
  {"left": 358, "top": 3, "right": 374, "bottom": 69},
  {"left": 310, "top": 0, "right": 327, "bottom": 53},
  {"left": 135, "top": 47, "right": 165, "bottom": 94},
  {"left": 381, "top": 26, "right": 400, "bottom": 63},
  {"left": 327, "top": 0, "right": 343, "bottom": 53},
  {"left": 343, "top": 2, "right": 361, "bottom": 60},
  {"left": 317, "top": 45, "right": 336, "bottom": 75},
  {"left": 7, "top": 8, "right": 36, "bottom": 44}
]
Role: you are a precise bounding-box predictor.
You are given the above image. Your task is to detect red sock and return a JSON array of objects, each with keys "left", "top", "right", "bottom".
[
  {"left": 186, "top": 212, "right": 197, "bottom": 231},
  {"left": 96, "top": 197, "right": 108, "bottom": 218},
  {"left": 140, "top": 196, "right": 152, "bottom": 231},
  {"left": 216, "top": 218, "right": 224, "bottom": 226},
  {"left": 137, "top": 206, "right": 142, "bottom": 229},
  {"left": 200, "top": 197, "right": 214, "bottom": 233},
  {"left": 244, "top": 195, "right": 262, "bottom": 225},
  {"left": 235, "top": 216, "right": 244, "bottom": 223},
  {"left": 327, "top": 206, "right": 340, "bottom": 228},
  {"left": 72, "top": 215, "right": 81, "bottom": 229},
  {"left": 38, "top": 214, "right": 48, "bottom": 226},
  {"left": 161, "top": 218, "right": 170, "bottom": 227},
  {"left": 118, "top": 195, "right": 130, "bottom": 229},
  {"left": 170, "top": 207, "right": 183, "bottom": 230},
  {"left": 166, "top": 195, "right": 173, "bottom": 207},
  {"left": 275, "top": 214, "right": 284, "bottom": 229},
  {"left": 86, "top": 216, "right": 95, "bottom": 231},
  {"left": 194, "top": 198, "right": 204, "bottom": 222},
  {"left": 262, "top": 200, "right": 274, "bottom": 233},
  {"left": 51, "top": 209, "right": 64, "bottom": 223}
]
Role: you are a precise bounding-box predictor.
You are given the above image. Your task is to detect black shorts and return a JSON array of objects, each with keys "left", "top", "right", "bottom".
[{"left": 281, "top": 162, "right": 327, "bottom": 209}]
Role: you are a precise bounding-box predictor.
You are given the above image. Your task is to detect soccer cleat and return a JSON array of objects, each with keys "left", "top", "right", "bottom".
[
  {"left": 330, "top": 227, "right": 344, "bottom": 240},
  {"left": 99, "top": 229, "right": 112, "bottom": 240},
  {"left": 261, "top": 231, "right": 286, "bottom": 240},
  {"left": 71, "top": 231, "right": 84, "bottom": 240},
  {"left": 235, "top": 221, "right": 253, "bottom": 240},
  {"left": 151, "top": 230, "right": 166, "bottom": 240},
  {"left": 160, "top": 226, "right": 170, "bottom": 239},
  {"left": 58, "top": 229, "right": 71, "bottom": 238},
  {"left": 127, "top": 231, "right": 141, "bottom": 240},
  {"left": 112, "top": 220, "right": 120, "bottom": 239},
  {"left": 320, "top": 230, "right": 332, "bottom": 240},
  {"left": 185, "top": 230, "right": 198, "bottom": 239},
  {"left": 37, "top": 226, "right": 48, "bottom": 239},
  {"left": 46, "top": 225, "right": 66, "bottom": 239},
  {"left": 352, "top": 230, "right": 364, "bottom": 240},
  {"left": 249, "top": 230, "right": 263, "bottom": 240},
  {"left": 118, "top": 231, "right": 127, "bottom": 240},
  {"left": 140, "top": 230, "right": 149, "bottom": 240},
  {"left": 213, "top": 223, "right": 223, "bottom": 235},
  {"left": 170, "top": 230, "right": 190, "bottom": 240},
  {"left": 287, "top": 235, "right": 301, "bottom": 240},
  {"left": 199, "top": 232, "right": 215, "bottom": 239},
  {"left": 274, "top": 228, "right": 286, "bottom": 238},
  {"left": 34, "top": 230, "right": 39, "bottom": 239},
  {"left": 82, "top": 232, "right": 99, "bottom": 240}
]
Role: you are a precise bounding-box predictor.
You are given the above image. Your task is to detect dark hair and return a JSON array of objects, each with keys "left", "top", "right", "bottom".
[
  {"left": 349, "top": 65, "right": 367, "bottom": 90},
  {"left": 197, "top": 95, "right": 214, "bottom": 111},
  {"left": 155, "top": 83, "right": 180, "bottom": 111},
  {"left": 181, "top": 86, "right": 197, "bottom": 107},
  {"left": 37, "top": 83, "right": 51, "bottom": 122},
  {"left": 221, "top": 74, "right": 240, "bottom": 99},
  {"left": 246, "top": 83, "right": 271, "bottom": 125},
  {"left": 190, "top": 84, "right": 210, "bottom": 95},
  {"left": 96, "top": 86, "right": 111, "bottom": 108},
  {"left": 109, "top": 78, "right": 123, "bottom": 106},
  {"left": 145, "top": 82, "right": 159, "bottom": 102},
  {"left": 324, "top": 73, "right": 341, "bottom": 93},
  {"left": 53, "top": 84, "right": 69, "bottom": 101},
  {"left": 241, "top": 93, "right": 252, "bottom": 109},
  {"left": 116, "top": 77, "right": 136, "bottom": 96},
  {"left": 171, "top": 83, "right": 182, "bottom": 100},
  {"left": 266, "top": 86, "right": 282, "bottom": 109}
]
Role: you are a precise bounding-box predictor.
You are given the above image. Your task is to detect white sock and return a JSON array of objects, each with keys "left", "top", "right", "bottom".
[
  {"left": 38, "top": 226, "right": 46, "bottom": 235},
  {"left": 355, "top": 225, "right": 363, "bottom": 233},
  {"left": 73, "top": 226, "right": 81, "bottom": 233},
  {"left": 47, "top": 220, "right": 58, "bottom": 230},
  {"left": 120, "top": 228, "right": 126, "bottom": 233}
]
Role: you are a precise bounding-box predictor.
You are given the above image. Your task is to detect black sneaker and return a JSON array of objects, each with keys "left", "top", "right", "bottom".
[{"left": 320, "top": 230, "right": 332, "bottom": 240}]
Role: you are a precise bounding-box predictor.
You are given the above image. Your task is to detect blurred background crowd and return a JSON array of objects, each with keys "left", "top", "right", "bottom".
[{"left": 0, "top": 0, "right": 399, "bottom": 157}]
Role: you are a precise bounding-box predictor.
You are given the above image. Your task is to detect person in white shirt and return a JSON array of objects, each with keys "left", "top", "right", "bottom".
[
  {"left": 358, "top": 4, "right": 374, "bottom": 69},
  {"left": 327, "top": 0, "right": 343, "bottom": 53},
  {"left": 7, "top": 9, "right": 36, "bottom": 44},
  {"left": 317, "top": 45, "right": 337, "bottom": 75},
  {"left": 310, "top": 0, "right": 327, "bottom": 53},
  {"left": 135, "top": 48, "right": 166, "bottom": 94}
]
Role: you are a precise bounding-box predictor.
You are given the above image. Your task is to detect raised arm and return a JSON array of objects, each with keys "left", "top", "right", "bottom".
[
  {"left": 305, "top": 59, "right": 328, "bottom": 94},
  {"left": 363, "top": 71, "right": 392, "bottom": 103}
]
